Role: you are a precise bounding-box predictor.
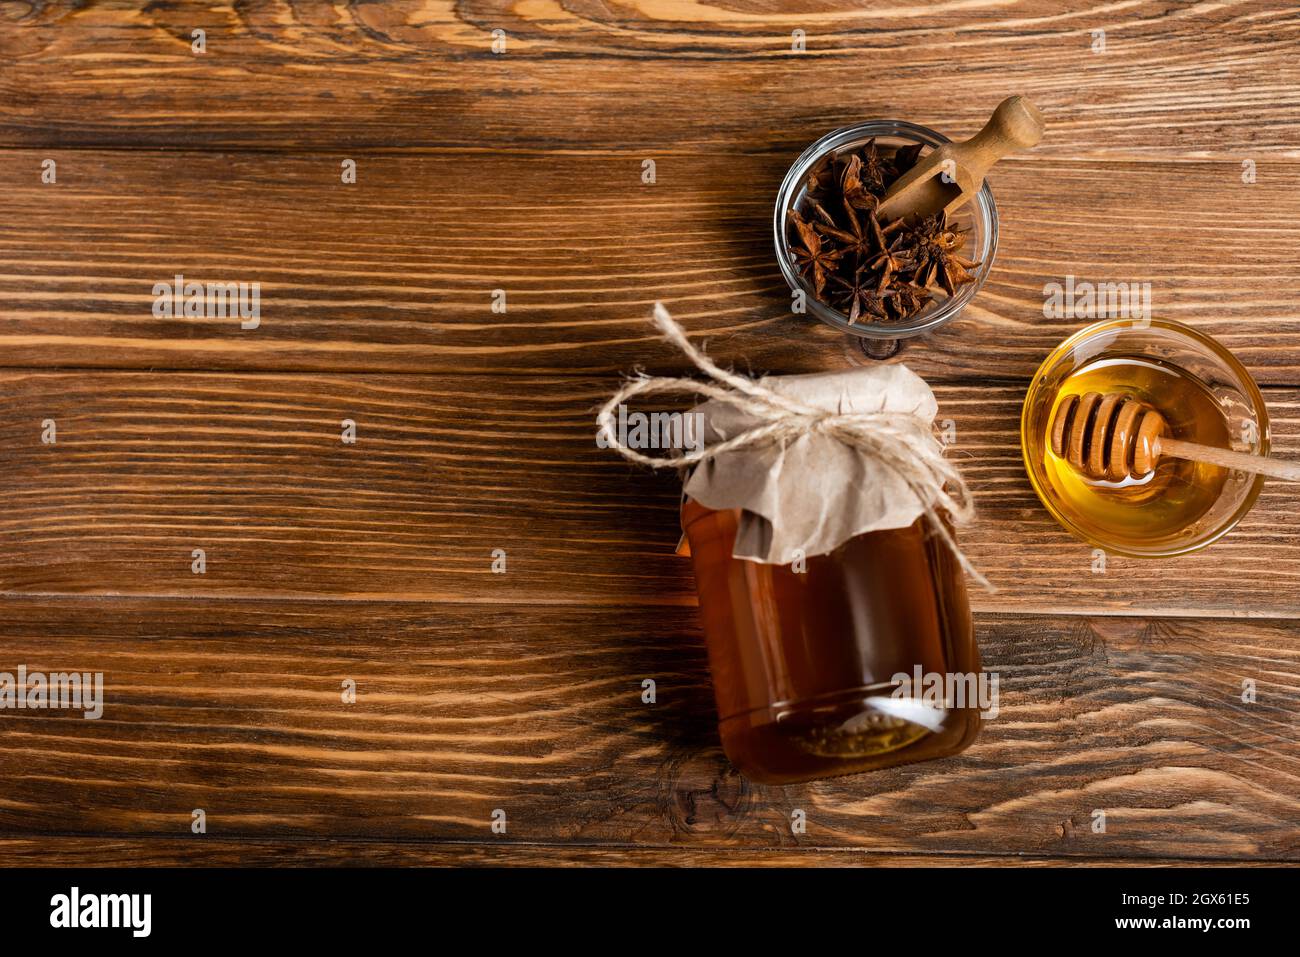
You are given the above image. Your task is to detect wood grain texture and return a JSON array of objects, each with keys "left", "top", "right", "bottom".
[
  {"left": 3, "top": 1, "right": 1298, "bottom": 158},
  {"left": 2, "top": 151, "right": 1298, "bottom": 380},
  {"left": 1, "top": 371, "right": 1298, "bottom": 616},
  {"left": 3, "top": 1, "right": 1299, "bottom": 868},
  {"left": 0, "top": 839, "right": 1285, "bottom": 868},
  {"left": 0, "top": 597, "right": 1295, "bottom": 860}
]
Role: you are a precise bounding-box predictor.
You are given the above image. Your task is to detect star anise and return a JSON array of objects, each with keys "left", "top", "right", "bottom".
[
  {"left": 936, "top": 255, "right": 981, "bottom": 295},
  {"left": 905, "top": 214, "right": 981, "bottom": 296},
  {"left": 865, "top": 216, "right": 913, "bottom": 291},
  {"left": 856, "top": 138, "right": 891, "bottom": 192},
  {"left": 815, "top": 201, "right": 875, "bottom": 264},
  {"left": 804, "top": 156, "right": 841, "bottom": 200},
  {"left": 788, "top": 210, "right": 844, "bottom": 299},
  {"left": 830, "top": 268, "right": 893, "bottom": 324},
  {"left": 787, "top": 140, "right": 982, "bottom": 324},
  {"left": 887, "top": 282, "right": 932, "bottom": 320},
  {"left": 803, "top": 197, "right": 840, "bottom": 230},
  {"left": 839, "top": 154, "right": 879, "bottom": 213},
  {"left": 890, "top": 142, "right": 924, "bottom": 177}
]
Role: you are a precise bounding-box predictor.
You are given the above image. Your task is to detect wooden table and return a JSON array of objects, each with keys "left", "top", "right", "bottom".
[{"left": 1, "top": 1, "right": 1296, "bottom": 868}]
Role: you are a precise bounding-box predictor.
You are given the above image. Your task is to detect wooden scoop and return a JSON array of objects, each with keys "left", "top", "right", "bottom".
[
  {"left": 1049, "top": 392, "right": 1300, "bottom": 483},
  {"left": 876, "top": 95, "right": 1045, "bottom": 223}
]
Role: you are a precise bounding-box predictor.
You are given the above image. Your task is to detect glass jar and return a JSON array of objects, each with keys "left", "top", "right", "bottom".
[
  {"left": 681, "top": 499, "right": 982, "bottom": 785},
  {"left": 773, "top": 119, "right": 999, "bottom": 346}
]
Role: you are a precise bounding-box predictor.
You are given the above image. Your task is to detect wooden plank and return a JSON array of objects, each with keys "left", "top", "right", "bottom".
[
  {"left": 2, "top": 2, "right": 1297, "bottom": 157},
  {"left": 0, "top": 839, "right": 1282, "bottom": 868},
  {"left": 3, "top": 151, "right": 1298, "bottom": 380},
  {"left": 0, "top": 597, "right": 1295, "bottom": 860},
  {"left": 1, "top": 371, "right": 1298, "bottom": 616},
  {"left": 5, "top": 0, "right": 1299, "bottom": 870}
]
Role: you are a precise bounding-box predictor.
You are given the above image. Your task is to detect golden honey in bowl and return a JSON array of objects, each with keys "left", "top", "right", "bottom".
[
  {"left": 1040, "top": 355, "right": 1231, "bottom": 549},
  {"left": 1022, "top": 318, "right": 1269, "bottom": 558}
]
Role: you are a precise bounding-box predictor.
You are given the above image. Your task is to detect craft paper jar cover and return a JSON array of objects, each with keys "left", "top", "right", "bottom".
[{"left": 683, "top": 364, "right": 945, "bottom": 565}]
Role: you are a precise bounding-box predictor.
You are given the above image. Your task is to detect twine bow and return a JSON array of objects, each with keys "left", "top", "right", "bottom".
[{"left": 597, "top": 304, "right": 990, "bottom": 590}]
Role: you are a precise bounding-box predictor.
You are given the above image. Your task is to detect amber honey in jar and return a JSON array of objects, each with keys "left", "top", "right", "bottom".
[{"left": 681, "top": 499, "right": 982, "bottom": 785}]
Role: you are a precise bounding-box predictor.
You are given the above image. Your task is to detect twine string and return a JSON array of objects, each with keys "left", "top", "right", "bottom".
[{"left": 597, "top": 304, "right": 990, "bottom": 590}]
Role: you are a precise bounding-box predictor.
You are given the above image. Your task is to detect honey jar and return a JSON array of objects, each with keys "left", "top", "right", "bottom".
[
  {"left": 597, "top": 307, "right": 990, "bottom": 786},
  {"left": 681, "top": 499, "right": 982, "bottom": 785}
]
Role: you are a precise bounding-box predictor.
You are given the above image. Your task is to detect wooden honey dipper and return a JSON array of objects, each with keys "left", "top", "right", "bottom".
[{"left": 1050, "top": 392, "right": 1300, "bottom": 483}]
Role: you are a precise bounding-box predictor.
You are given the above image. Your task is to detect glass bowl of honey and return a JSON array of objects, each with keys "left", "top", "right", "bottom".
[{"left": 1022, "top": 318, "right": 1269, "bottom": 557}]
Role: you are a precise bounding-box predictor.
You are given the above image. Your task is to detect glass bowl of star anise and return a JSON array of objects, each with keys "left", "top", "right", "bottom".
[{"left": 774, "top": 119, "right": 998, "bottom": 344}]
